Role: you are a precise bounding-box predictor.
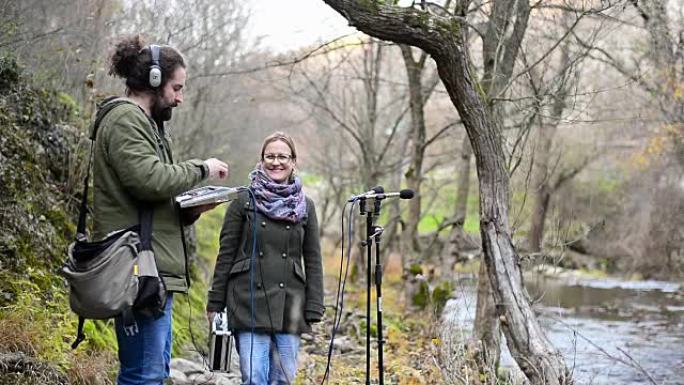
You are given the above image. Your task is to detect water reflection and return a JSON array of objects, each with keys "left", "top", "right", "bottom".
[{"left": 443, "top": 274, "right": 684, "bottom": 385}]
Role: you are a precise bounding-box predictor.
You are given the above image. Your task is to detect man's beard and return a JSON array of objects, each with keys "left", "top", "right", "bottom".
[{"left": 151, "top": 96, "right": 175, "bottom": 122}]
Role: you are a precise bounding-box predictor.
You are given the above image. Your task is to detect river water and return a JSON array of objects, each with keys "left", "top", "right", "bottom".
[{"left": 442, "top": 272, "right": 684, "bottom": 384}]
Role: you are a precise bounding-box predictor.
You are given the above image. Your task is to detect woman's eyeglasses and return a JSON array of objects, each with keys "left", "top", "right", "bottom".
[{"left": 263, "top": 154, "right": 293, "bottom": 163}]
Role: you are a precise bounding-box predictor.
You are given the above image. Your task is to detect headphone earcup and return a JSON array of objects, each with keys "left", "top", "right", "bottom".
[{"left": 149, "top": 65, "right": 162, "bottom": 88}]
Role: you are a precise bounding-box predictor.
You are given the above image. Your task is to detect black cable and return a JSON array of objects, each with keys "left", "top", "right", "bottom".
[
  {"left": 257, "top": 255, "right": 292, "bottom": 384},
  {"left": 321, "top": 201, "right": 357, "bottom": 384},
  {"left": 247, "top": 188, "right": 257, "bottom": 384},
  {"left": 186, "top": 292, "right": 217, "bottom": 385}
]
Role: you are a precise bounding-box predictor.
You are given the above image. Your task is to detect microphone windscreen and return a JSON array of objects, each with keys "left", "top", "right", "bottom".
[{"left": 399, "top": 189, "right": 415, "bottom": 199}]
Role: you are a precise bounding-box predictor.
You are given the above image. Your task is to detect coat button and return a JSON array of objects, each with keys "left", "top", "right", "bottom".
[
  {"left": 281, "top": 252, "right": 287, "bottom": 258},
  {"left": 285, "top": 225, "right": 291, "bottom": 230},
  {"left": 261, "top": 221, "right": 266, "bottom": 227},
  {"left": 279, "top": 283, "right": 285, "bottom": 288}
]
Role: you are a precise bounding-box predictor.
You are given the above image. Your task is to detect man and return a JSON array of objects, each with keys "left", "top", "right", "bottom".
[{"left": 92, "top": 35, "right": 229, "bottom": 385}]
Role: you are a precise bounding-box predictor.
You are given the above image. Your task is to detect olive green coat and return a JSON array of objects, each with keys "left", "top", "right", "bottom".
[
  {"left": 206, "top": 192, "right": 325, "bottom": 334},
  {"left": 91, "top": 99, "right": 207, "bottom": 292}
]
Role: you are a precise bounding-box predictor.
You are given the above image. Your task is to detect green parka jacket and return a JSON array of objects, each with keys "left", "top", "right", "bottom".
[
  {"left": 206, "top": 191, "right": 325, "bottom": 334},
  {"left": 91, "top": 98, "right": 207, "bottom": 292}
]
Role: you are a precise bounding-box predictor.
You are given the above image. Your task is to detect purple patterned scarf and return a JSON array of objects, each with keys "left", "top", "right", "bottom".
[{"left": 248, "top": 165, "right": 307, "bottom": 224}]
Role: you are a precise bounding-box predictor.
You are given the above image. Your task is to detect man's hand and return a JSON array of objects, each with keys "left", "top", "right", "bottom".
[
  {"left": 204, "top": 158, "right": 229, "bottom": 180},
  {"left": 180, "top": 203, "right": 220, "bottom": 226}
]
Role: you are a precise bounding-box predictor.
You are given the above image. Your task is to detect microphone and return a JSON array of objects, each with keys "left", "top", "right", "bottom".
[
  {"left": 348, "top": 186, "right": 385, "bottom": 202},
  {"left": 363, "top": 189, "right": 415, "bottom": 200}
]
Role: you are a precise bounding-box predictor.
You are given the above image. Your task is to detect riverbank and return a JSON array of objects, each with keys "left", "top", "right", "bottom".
[{"left": 445, "top": 263, "right": 684, "bottom": 385}]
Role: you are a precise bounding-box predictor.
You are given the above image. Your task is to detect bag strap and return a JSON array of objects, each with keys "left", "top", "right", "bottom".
[
  {"left": 139, "top": 207, "right": 153, "bottom": 251},
  {"left": 71, "top": 317, "right": 86, "bottom": 349},
  {"left": 71, "top": 306, "right": 138, "bottom": 349},
  {"left": 75, "top": 143, "right": 94, "bottom": 240},
  {"left": 76, "top": 97, "right": 133, "bottom": 240}
]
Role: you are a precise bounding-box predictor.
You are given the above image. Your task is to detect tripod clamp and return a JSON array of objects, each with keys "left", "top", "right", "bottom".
[{"left": 361, "top": 226, "right": 384, "bottom": 246}]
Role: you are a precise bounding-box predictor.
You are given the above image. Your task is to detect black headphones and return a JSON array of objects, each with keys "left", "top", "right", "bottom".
[{"left": 148, "top": 44, "right": 162, "bottom": 88}]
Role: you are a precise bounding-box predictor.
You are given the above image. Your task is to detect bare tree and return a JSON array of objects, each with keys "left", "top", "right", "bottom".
[
  {"left": 1, "top": 0, "right": 120, "bottom": 106},
  {"left": 320, "top": 1, "right": 571, "bottom": 383},
  {"left": 468, "top": 0, "right": 534, "bottom": 374},
  {"left": 524, "top": 11, "right": 596, "bottom": 255},
  {"left": 289, "top": 42, "right": 407, "bottom": 211},
  {"left": 461, "top": 2, "right": 612, "bottom": 378},
  {"left": 400, "top": 43, "right": 448, "bottom": 257},
  {"left": 573, "top": 0, "right": 683, "bottom": 166},
  {"left": 625, "top": 0, "right": 684, "bottom": 166},
  {"left": 572, "top": 0, "right": 684, "bottom": 273},
  {"left": 283, "top": 38, "right": 411, "bottom": 278}
]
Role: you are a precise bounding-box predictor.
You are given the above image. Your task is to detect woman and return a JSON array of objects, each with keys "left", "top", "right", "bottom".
[{"left": 206, "top": 132, "right": 325, "bottom": 385}]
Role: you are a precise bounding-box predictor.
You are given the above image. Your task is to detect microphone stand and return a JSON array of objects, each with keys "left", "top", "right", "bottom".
[{"left": 359, "top": 198, "right": 386, "bottom": 385}]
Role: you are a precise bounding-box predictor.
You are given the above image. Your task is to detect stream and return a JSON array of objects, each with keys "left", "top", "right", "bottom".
[{"left": 443, "top": 272, "right": 684, "bottom": 384}]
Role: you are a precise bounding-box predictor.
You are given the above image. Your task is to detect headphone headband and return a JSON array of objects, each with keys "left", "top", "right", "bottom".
[
  {"left": 150, "top": 44, "right": 160, "bottom": 66},
  {"left": 148, "top": 44, "right": 162, "bottom": 88}
]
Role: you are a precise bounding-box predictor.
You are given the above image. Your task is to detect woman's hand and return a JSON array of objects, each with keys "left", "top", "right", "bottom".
[{"left": 207, "top": 311, "right": 216, "bottom": 327}]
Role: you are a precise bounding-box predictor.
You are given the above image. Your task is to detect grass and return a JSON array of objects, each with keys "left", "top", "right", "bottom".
[
  {"left": 0, "top": 276, "right": 118, "bottom": 384},
  {"left": 416, "top": 178, "right": 481, "bottom": 235},
  {"left": 194, "top": 205, "right": 227, "bottom": 267}
]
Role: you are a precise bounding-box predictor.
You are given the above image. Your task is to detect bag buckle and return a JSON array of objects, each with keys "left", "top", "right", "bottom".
[{"left": 124, "top": 323, "right": 139, "bottom": 336}]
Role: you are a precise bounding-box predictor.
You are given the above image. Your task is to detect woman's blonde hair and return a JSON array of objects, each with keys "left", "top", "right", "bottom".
[{"left": 260, "top": 131, "right": 297, "bottom": 160}]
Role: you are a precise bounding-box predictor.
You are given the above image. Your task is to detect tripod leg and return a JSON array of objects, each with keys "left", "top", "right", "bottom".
[
  {"left": 375, "top": 230, "right": 385, "bottom": 385},
  {"left": 365, "top": 215, "right": 373, "bottom": 385}
]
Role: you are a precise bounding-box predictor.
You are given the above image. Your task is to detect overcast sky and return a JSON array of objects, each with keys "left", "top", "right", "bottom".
[{"left": 246, "top": 0, "right": 357, "bottom": 53}]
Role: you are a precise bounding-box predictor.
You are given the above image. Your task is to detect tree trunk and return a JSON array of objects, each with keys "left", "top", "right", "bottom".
[
  {"left": 445, "top": 136, "right": 474, "bottom": 271},
  {"left": 527, "top": 26, "right": 573, "bottom": 253},
  {"left": 528, "top": 127, "right": 553, "bottom": 253},
  {"left": 400, "top": 44, "right": 427, "bottom": 255},
  {"left": 528, "top": 186, "right": 551, "bottom": 253},
  {"left": 473, "top": 259, "right": 501, "bottom": 382},
  {"left": 474, "top": 0, "right": 533, "bottom": 373}
]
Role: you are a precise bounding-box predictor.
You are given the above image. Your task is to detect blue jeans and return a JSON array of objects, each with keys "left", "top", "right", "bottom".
[
  {"left": 115, "top": 294, "right": 174, "bottom": 385},
  {"left": 236, "top": 332, "right": 300, "bottom": 385}
]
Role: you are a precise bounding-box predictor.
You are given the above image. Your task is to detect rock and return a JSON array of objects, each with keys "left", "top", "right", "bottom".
[
  {"left": 168, "top": 369, "right": 187, "bottom": 384},
  {"left": 0, "top": 352, "right": 68, "bottom": 385},
  {"left": 300, "top": 332, "right": 314, "bottom": 342},
  {"left": 187, "top": 370, "right": 241, "bottom": 385},
  {"left": 169, "top": 339, "right": 241, "bottom": 385},
  {"left": 332, "top": 336, "right": 355, "bottom": 354},
  {"left": 170, "top": 358, "right": 204, "bottom": 375}
]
